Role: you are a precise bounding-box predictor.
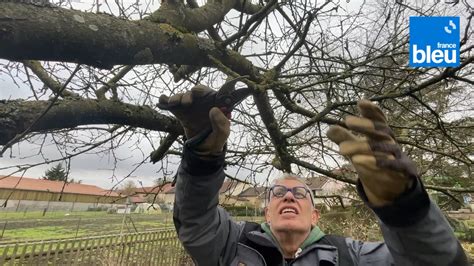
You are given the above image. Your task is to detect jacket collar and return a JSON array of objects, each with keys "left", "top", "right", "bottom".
[
  {"left": 244, "top": 224, "right": 337, "bottom": 265},
  {"left": 259, "top": 222, "right": 326, "bottom": 250}
]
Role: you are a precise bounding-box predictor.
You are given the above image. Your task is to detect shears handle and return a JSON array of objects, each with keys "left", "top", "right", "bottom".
[
  {"left": 185, "top": 106, "right": 231, "bottom": 149},
  {"left": 185, "top": 127, "right": 213, "bottom": 149}
]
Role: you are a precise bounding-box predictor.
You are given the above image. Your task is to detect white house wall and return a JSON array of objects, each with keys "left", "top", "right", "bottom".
[{"left": 0, "top": 199, "right": 125, "bottom": 212}]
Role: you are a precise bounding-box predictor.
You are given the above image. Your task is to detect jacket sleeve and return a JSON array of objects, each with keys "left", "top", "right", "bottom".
[
  {"left": 345, "top": 178, "right": 469, "bottom": 265},
  {"left": 173, "top": 146, "right": 242, "bottom": 266}
]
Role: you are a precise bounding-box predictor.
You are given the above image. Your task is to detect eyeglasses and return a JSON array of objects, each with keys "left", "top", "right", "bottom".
[{"left": 269, "top": 185, "right": 312, "bottom": 201}]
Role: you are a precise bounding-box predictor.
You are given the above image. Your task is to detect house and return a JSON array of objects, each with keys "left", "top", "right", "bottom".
[
  {"left": 237, "top": 186, "right": 268, "bottom": 209},
  {"left": 130, "top": 183, "right": 174, "bottom": 202},
  {"left": 160, "top": 186, "right": 176, "bottom": 211},
  {"left": 120, "top": 183, "right": 173, "bottom": 203},
  {"left": 122, "top": 183, "right": 175, "bottom": 211},
  {"left": 219, "top": 179, "right": 252, "bottom": 205},
  {"left": 128, "top": 195, "right": 147, "bottom": 205},
  {"left": 306, "top": 175, "right": 351, "bottom": 209},
  {"left": 0, "top": 175, "right": 126, "bottom": 212}
]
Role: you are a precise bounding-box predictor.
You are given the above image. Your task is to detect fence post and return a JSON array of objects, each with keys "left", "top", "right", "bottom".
[
  {"left": 75, "top": 217, "right": 81, "bottom": 238},
  {"left": 0, "top": 244, "right": 10, "bottom": 265},
  {"left": 9, "top": 242, "right": 20, "bottom": 265},
  {"left": 15, "top": 199, "right": 21, "bottom": 212},
  {"left": 27, "top": 242, "right": 37, "bottom": 265},
  {"left": 1, "top": 221, "right": 7, "bottom": 239}
]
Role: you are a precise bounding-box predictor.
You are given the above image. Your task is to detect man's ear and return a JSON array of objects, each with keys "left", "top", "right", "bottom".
[
  {"left": 264, "top": 206, "right": 270, "bottom": 223},
  {"left": 311, "top": 208, "right": 320, "bottom": 227}
]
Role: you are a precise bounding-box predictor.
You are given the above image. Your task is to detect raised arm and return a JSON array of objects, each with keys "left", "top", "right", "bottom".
[
  {"left": 158, "top": 86, "right": 242, "bottom": 265},
  {"left": 327, "top": 100, "right": 468, "bottom": 265}
]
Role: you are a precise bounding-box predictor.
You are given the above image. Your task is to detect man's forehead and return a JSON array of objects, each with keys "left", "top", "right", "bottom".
[{"left": 274, "top": 178, "right": 307, "bottom": 187}]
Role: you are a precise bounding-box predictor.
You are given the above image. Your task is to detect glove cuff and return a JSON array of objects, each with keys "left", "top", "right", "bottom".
[
  {"left": 181, "top": 144, "right": 226, "bottom": 176},
  {"left": 357, "top": 177, "right": 430, "bottom": 227}
]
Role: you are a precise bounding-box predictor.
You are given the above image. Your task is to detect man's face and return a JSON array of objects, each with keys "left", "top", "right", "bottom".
[{"left": 264, "top": 179, "right": 319, "bottom": 234}]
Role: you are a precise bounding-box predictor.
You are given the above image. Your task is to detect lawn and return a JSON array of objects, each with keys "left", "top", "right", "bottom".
[
  {"left": 3, "top": 226, "right": 89, "bottom": 241},
  {"left": 0, "top": 211, "right": 174, "bottom": 243},
  {"left": 0, "top": 210, "right": 111, "bottom": 220}
]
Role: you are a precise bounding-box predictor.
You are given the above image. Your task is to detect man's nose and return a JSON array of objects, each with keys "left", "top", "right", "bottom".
[{"left": 282, "top": 190, "right": 296, "bottom": 202}]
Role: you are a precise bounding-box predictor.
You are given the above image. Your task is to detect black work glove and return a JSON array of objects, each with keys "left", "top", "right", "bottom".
[
  {"left": 158, "top": 85, "right": 230, "bottom": 155},
  {"left": 327, "top": 100, "right": 418, "bottom": 206}
]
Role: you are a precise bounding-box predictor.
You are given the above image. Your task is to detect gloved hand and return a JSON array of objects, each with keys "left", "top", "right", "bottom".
[
  {"left": 327, "top": 100, "right": 418, "bottom": 206},
  {"left": 158, "top": 85, "right": 230, "bottom": 155}
]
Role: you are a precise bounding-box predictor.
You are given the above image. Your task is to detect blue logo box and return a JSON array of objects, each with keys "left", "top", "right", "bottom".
[{"left": 409, "top": 16, "right": 460, "bottom": 67}]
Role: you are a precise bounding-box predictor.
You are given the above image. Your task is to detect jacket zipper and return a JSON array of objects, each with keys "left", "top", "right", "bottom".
[{"left": 238, "top": 242, "right": 268, "bottom": 266}]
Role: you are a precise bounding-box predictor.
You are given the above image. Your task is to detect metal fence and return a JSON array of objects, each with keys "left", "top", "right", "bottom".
[{"left": 0, "top": 228, "right": 192, "bottom": 265}]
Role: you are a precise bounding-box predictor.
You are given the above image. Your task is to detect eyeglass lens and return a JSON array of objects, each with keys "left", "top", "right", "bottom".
[{"left": 272, "top": 185, "right": 308, "bottom": 199}]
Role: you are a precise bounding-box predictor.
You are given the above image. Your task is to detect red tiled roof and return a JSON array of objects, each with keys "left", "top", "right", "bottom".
[
  {"left": 239, "top": 187, "right": 267, "bottom": 197},
  {"left": 165, "top": 187, "right": 176, "bottom": 194},
  {"left": 129, "top": 195, "right": 146, "bottom": 204},
  {"left": 0, "top": 176, "right": 119, "bottom": 197},
  {"left": 219, "top": 180, "right": 241, "bottom": 194},
  {"left": 132, "top": 183, "right": 173, "bottom": 194},
  {"left": 306, "top": 176, "right": 328, "bottom": 190}
]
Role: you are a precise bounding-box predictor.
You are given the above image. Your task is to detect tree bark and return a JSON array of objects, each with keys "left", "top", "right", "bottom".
[
  {"left": 253, "top": 90, "right": 292, "bottom": 172},
  {"left": 150, "top": 0, "right": 262, "bottom": 33},
  {"left": 0, "top": 99, "right": 183, "bottom": 145},
  {"left": 0, "top": 2, "right": 259, "bottom": 78}
]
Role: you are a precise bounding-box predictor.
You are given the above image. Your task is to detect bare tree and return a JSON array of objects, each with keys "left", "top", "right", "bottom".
[
  {"left": 120, "top": 180, "right": 138, "bottom": 196},
  {"left": 0, "top": 0, "right": 472, "bottom": 204}
]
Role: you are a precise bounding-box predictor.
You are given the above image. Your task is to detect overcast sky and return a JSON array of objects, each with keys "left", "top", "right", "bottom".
[
  {"left": 0, "top": 60, "right": 167, "bottom": 189},
  {"left": 0, "top": 0, "right": 467, "bottom": 189}
]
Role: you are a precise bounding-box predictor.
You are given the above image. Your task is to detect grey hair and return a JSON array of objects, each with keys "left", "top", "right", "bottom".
[{"left": 267, "top": 173, "right": 314, "bottom": 205}]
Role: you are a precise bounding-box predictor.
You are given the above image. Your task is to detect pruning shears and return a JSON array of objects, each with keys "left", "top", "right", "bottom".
[
  {"left": 185, "top": 77, "right": 252, "bottom": 148},
  {"left": 157, "top": 76, "right": 253, "bottom": 148}
]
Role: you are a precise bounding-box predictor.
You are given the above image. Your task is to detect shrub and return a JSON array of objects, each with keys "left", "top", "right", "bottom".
[
  {"left": 221, "top": 205, "right": 264, "bottom": 216},
  {"left": 86, "top": 206, "right": 109, "bottom": 212},
  {"left": 318, "top": 204, "right": 381, "bottom": 241},
  {"left": 107, "top": 207, "right": 117, "bottom": 214}
]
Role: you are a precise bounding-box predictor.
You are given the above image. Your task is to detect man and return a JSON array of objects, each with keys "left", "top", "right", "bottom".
[{"left": 158, "top": 85, "right": 468, "bottom": 265}]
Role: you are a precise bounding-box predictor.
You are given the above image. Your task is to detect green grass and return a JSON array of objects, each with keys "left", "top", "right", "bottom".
[
  {"left": 3, "top": 226, "right": 88, "bottom": 241},
  {"left": 0, "top": 210, "right": 111, "bottom": 220},
  {"left": 0, "top": 212, "right": 175, "bottom": 242},
  {"left": 134, "top": 220, "right": 171, "bottom": 227},
  {"left": 466, "top": 220, "right": 474, "bottom": 228}
]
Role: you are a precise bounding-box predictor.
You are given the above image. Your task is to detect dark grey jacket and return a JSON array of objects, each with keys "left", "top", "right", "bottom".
[{"left": 173, "top": 147, "right": 468, "bottom": 266}]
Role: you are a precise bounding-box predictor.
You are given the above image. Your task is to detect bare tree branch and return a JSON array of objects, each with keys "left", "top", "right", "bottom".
[{"left": 0, "top": 98, "right": 183, "bottom": 145}]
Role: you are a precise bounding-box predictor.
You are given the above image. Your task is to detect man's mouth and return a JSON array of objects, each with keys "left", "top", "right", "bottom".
[{"left": 280, "top": 207, "right": 298, "bottom": 214}]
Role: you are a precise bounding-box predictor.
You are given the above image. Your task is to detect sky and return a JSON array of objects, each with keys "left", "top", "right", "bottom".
[
  {"left": 0, "top": 0, "right": 469, "bottom": 189},
  {"left": 0, "top": 0, "right": 307, "bottom": 189},
  {"left": 0, "top": 60, "right": 165, "bottom": 189}
]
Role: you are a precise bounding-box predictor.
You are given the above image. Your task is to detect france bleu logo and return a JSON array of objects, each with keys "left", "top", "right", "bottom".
[{"left": 409, "top": 17, "right": 460, "bottom": 67}]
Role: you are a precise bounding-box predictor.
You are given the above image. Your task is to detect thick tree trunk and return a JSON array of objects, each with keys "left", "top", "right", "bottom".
[
  {"left": 0, "top": 99, "right": 183, "bottom": 145},
  {"left": 0, "top": 2, "right": 259, "bottom": 78},
  {"left": 0, "top": 3, "right": 210, "bottom": 68}
]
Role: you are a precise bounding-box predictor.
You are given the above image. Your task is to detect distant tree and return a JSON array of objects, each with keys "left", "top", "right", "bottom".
[
  {"left": 42, "top": 163, "right": 82, "bottom": 184},
  {"left": 43, "top": 163, "right": 67, "bottom": 182},
  {"left": 154, "top": 177, "right": 166, "bottom": 186},
  {"left": 69, "top": 178, "right": 82, "bottom": 184},
  {"left": 120, "top": 180, "right": 137, "bottom": 196}
]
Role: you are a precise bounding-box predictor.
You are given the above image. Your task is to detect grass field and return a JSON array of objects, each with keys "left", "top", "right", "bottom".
[
  {"left": 0, "top": 210, "right": 174, "bottom": 243},
  {"left": 0, "top": 210, "right": 110, "bottom": 220},
  {"left": 0, "top": 210, "right": 267, "bottom": 244}
]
